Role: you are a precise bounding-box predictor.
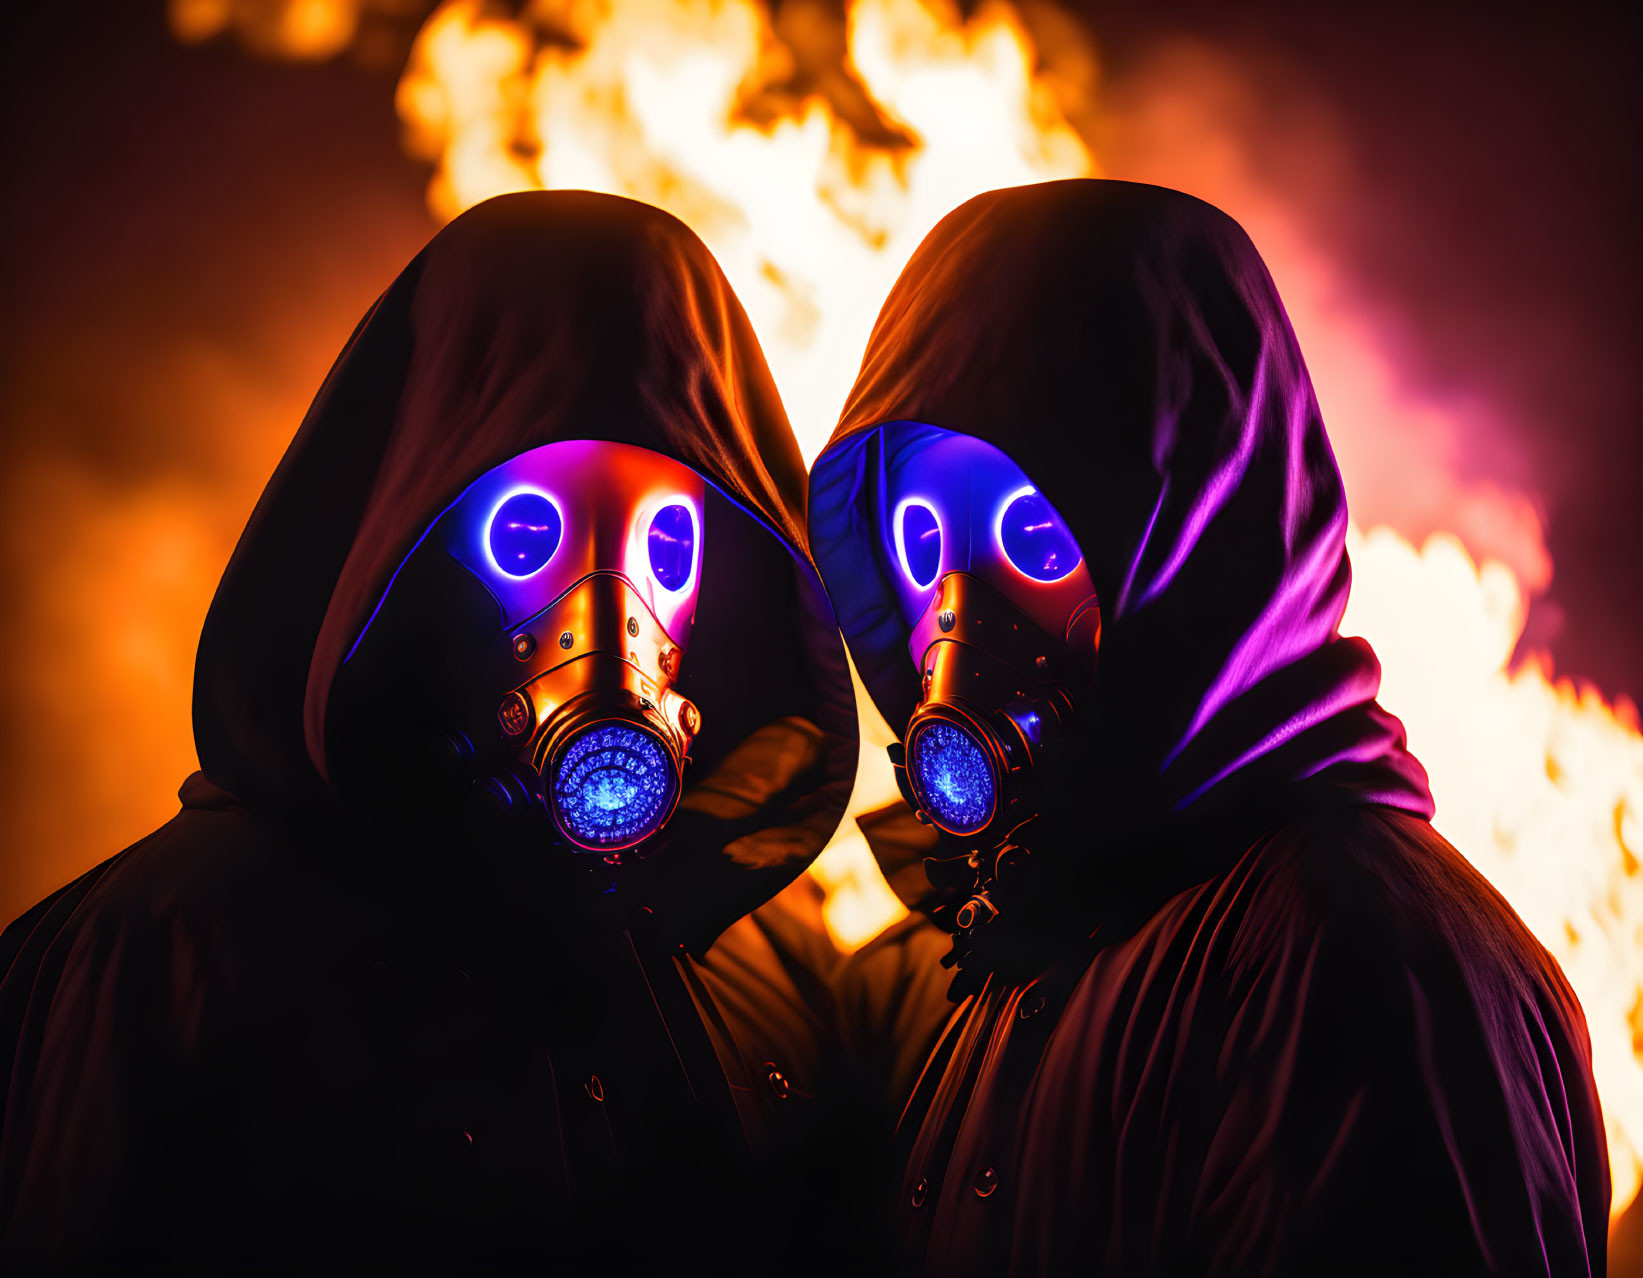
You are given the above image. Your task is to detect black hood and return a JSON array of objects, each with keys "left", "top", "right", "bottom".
[
  {"left": 809, "top": 179, "right": 1431, "bottom": 848},
  {"left": 191, "top": 189, "right": 857, "bottom": 946}
]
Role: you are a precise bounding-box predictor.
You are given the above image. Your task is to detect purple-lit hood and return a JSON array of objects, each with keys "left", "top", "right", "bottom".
[
  {"left": 190, "top": 191, "right": 857, "bottom": 945},
  {"left": 808, "top": 179, "right": 1432, "bottom": 840}
]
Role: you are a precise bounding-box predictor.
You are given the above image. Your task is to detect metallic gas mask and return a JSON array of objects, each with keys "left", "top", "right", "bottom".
[
  {"left": 879, "top": 429, "right": 1100, "bottom": 852},
  {"left": 337, "top": 439, "right": 706, "bottom": 855}
]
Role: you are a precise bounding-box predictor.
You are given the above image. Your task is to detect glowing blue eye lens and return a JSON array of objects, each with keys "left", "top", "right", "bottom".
[
  {"left": 552, "top": 723, "right": 678, "bottom": 848},
  {"left": 489, "top": 493, "right": 562, "bottom": 577},
  {"left": 898, "top": 502, "right": 942, "bottom": 588},
  {"left": 909, "top": 722, "right": 995, "bottom": 834},
  {"left": 1000, "top": 490, "right": 1080, "bottom": 582},
  {"left": 648, "top": 503, "right": 696, "bottom": 592}
]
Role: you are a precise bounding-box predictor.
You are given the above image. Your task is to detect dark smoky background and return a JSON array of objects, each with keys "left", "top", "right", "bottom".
[{"left": 1, "top": 0, "right": 1637, "bottom": 956}]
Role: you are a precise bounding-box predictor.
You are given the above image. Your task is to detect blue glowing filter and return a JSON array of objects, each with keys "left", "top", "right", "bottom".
[
  {"left": 552, "top": 723, "right": 678, "bottom": 848},
  {"left": 648, "top": 503, "right": 696, "bottom": 592},
  {"left": 999, "top": 489, "right": 1081, "bottom": 582},
  {"left": 898, "top": 501, "right": 942, "bottom": 588},
  {"left": 910, "top": 721, "right": 996, "bottom": 834},
  {"left": 489, "top": 492, "right": 563, "bottom": 577}
]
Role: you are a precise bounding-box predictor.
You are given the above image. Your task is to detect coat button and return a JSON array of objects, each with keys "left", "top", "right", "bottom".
[
  {"left": 911, "top": 1178, "right": 928, "bottom": 1207},
  {"left": 585, "top": 1075, "right": 604, "bottom": 1103},
  {"left": 765, "top": 1064, "right": 791, "bottom": 1100},
  {"left": 973, "top": 1166, "right": 998, "bottom": 1198}
]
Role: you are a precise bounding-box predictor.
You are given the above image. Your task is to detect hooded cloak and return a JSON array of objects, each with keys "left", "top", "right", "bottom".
[
  {"left": 0, "top": 191, "right": 857, "bottom": 1271},
  {"left": 808, "top": 180, "right": 1607, "bottom": 1275}
]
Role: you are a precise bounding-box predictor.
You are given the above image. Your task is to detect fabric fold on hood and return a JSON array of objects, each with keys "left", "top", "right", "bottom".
[
  {"left": 808, "top": 179, "right": 1431, "bottom": 854},
  {"left": 191, "top": 190, "right": 857, "bottom": 944}
]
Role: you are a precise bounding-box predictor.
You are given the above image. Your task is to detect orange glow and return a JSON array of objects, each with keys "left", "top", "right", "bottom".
[
  {"left": 168, "top": 0, "right": 363, "bottom": 59},
  {"left": 4, "top": 461, "right": 224, "bottom": 850},
  {"left": 140, "top": 0, "right": 1642, "bottom": 1219}
]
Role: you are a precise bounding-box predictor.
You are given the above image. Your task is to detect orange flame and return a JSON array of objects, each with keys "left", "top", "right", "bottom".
[
  {"left": 168, "top": 0, "right": 364, "bottom": 60},
  {"left": 1343, "top": 527, "right": 1643, "bottom": 1217},
  {"left": 395, "top": 0, "right": 1088, "bottom": 453},
  {"left": 168, "top": 0, "right": 1643, "bottom": 1218}
]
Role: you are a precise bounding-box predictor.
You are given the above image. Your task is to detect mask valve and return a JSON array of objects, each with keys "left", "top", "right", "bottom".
[{"left": 893, "top": 572, "right": 1093, "bottom": 846}]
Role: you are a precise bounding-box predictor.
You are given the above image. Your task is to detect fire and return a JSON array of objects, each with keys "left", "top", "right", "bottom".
[
  {"left": 397, "top": 0, "right": 1088, "bottom": 453},
  {"left": 168, "top": 0, "right": 1643, "bottom": 1218},
  {"left": 1343, "top": 527, "right": 1643, "bottom": 1217}
]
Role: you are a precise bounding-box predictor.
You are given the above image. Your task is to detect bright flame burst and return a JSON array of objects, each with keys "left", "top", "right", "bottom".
[
  {"left": 1344, "top": 529, "right": 1643, "bottom": 1218},
  {"left": 174, "top": 0, "right": 1643, "bottom": 1219},
  {"left": 395, "top": 0, "right": 1088, "bottom": 450}
]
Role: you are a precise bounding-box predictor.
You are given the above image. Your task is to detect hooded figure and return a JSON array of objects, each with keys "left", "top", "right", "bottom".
[
  {"left": 0, "top": 191, "right": 857, "bottom": 1271},
  {"left": 808, "top": 180, "right": 1608, "bottom": 1276}
]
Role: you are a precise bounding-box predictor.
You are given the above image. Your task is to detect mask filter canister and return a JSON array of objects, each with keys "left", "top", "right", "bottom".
[
  {"left": 549, "top": 719, "right": 680, "bottom": 849},
  {"left": 906, "top": 718, "right": 999, "bottom": 835}
]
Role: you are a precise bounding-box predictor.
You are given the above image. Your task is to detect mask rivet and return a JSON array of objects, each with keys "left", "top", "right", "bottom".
[
  {"left": 497, "top": 692, "right": 532, "bottom": 738},
  {"left": 627, "top": 616, "right": 640, "bottom": 638},
  {"left": 939, "top": 609, "right": 956, "bottom": 632},
  {"left": 512, "top": 633, "right": 536, "bottom": 661},
  {"left": 558, "top": 630, "right": 574, "bottom": 649},
  {"left": 679, "top": 701, "right": 702, "bottom": 736}
]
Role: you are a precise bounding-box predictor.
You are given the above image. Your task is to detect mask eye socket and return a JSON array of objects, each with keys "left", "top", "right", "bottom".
[
  {"left": 998, "top": 487, "right": 1081, "bottom": 583},
  {"left": 647, "top": 502, "right": 697, "bottom": 593},
  {"left": 895, "top": 499, "right": 943, "bottom": 589},
  {"left": 488, "top": 491, "right": 563, "bottom": 577}
]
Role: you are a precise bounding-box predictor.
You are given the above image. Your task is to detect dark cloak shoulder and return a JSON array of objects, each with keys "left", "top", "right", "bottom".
[{"left": 902, "top": 805, "right": 1610, "bottom": 1276}]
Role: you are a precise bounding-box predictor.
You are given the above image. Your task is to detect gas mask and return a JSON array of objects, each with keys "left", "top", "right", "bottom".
[
  {"left": 334, "top": 439, "right": 706, "bottom": 857},
  {"left": 879, "top": 428, "right": 1100, "bottom": 862}
]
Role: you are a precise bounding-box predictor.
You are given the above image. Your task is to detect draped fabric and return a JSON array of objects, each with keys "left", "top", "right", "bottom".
[{"left": 897, "top": 808, "right": 1610, "bottom": 1276}]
